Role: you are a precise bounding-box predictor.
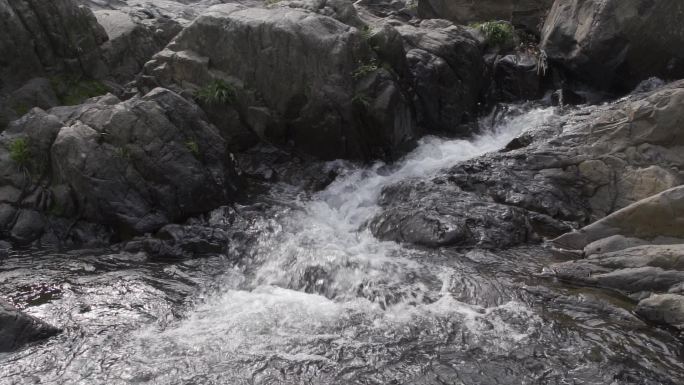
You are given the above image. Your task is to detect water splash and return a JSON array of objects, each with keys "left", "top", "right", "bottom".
[{"left": 125, "top": 105, "right": 558, "bottom": 377}]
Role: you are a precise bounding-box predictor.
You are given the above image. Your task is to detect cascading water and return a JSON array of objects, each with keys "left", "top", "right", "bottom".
[{"left": 1, "top": 105, "right": 682, "bottom": 385}]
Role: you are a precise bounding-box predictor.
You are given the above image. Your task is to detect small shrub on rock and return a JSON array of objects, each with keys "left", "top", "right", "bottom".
[
  {"left": 195, "top": 80, "right": 237, "bottom": 106},
  {"left": 472, "top": 21, "right": 515, "bottom": 47}
]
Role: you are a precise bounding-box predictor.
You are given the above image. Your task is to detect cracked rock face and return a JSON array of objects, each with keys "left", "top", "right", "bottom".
[
  {"left": 0, "top": 88, "right": 241, "bottom": 246},
  {"left": 94, "top": 9, "right": 183, "bottom": 83}
]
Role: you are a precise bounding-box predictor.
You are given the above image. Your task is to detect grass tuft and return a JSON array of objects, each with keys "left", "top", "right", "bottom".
[
  {"left": 195, "top": 80, "right": 237, "bottom": 106},
  {"left": 50, "top": 76, "right": 108, "bottom": 106},
  {"left": 471, "top": 21, "right": 515, "bottom": 47},
  {"left": 9, "top": 138, "right": 31, "bottom": 166}
]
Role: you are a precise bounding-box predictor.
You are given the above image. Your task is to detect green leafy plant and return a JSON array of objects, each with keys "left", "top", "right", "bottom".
[
  {"left": 9, "top": 138, "right": 31, "bottom": 166},
  {"left": 185, "top": 140, "right": 200, "bottom": 157},
  {"left": 195, "top": 80, "right": 237, "bottom": 106},
  {"left": 353, "top": 59, "right": 379, "bottom": 79},
  {"left": 471, "top": 21, "right": 515, "bottom": 47},
  {"left": 50, "top": 76, "right": 108, "bottom": 106}
]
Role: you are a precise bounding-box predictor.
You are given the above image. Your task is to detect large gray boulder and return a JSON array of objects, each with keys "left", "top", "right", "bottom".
[
  {"left": 0, "top": 88, "right": 241, "bottom": 245},
  {"left": 0, "top": 300, "right": 60, "bottom": 352},
  {"left": 418, "top": 0, "right": 554, "bottom": 33},
  {"left": 144, "top": 4, "right": 419, "bottom": 160},
  {"left": 541, "top": 0, "right": 684, "bottom": 91},
  {"left": 393, "top": 19, "right": 483, "bottom": 133}
]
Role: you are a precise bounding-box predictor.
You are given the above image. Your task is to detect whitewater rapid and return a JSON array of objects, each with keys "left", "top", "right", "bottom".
[{"left": 122, "top": 106, "right": 557, "bottom": 377}]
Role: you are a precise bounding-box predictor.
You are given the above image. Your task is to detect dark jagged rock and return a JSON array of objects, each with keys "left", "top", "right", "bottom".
[
  {"left": 0, "top": 300, "right": 60, "bottom": 352},
  {"left": 236, "top": 144, "right": 344, "bottom": 191},
  {"left": 393, "top": 19, "right": 484, "bottom": 133},
  {"left": 541, "top": 0, "right": 684, "bottom": 92},
  {"left": 0, "top": 88, "right": 241, "bottom": 246},
  {"left": 370, "top": 179, "right": 537, "bottom": 248},
  {"left": 491, "top": 52, "right": 543, "bottom": 102}
]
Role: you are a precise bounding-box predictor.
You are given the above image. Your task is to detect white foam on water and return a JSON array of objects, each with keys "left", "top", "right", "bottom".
[{"left": 134, "top": 106, "right": 556, "bottom": 369}]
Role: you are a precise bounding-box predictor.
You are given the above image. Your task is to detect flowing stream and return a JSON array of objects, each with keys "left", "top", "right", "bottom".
[{"left": 1, "top": 106, "right": 683, "bottom": 384}]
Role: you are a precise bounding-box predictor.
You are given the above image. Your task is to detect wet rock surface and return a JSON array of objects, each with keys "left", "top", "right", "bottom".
[
  {"left": 372, "top": 81, "right": 684, "bottom": 249},
  {"left": 0, "top": 300, "right": 60, "bottom": 353},
  {"left": 549, "top": 186, "right": 684, "bottom": 331},
  {"left": 1, "top": 0, "right": 684, "bottom": 382}
]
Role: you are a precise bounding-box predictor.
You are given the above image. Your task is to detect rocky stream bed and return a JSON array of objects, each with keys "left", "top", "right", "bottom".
[{"left": 1, "top": 0, "right": 684, "bottom": 384}]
